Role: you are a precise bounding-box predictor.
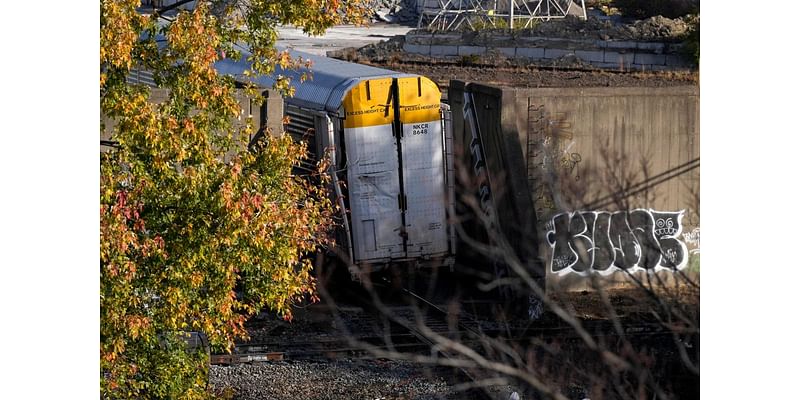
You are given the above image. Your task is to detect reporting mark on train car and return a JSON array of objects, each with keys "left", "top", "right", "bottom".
[
  {"left": 412, "top": 123, "right": 429, "bottom": 135},
  {"left": 545, "top": 209, "right": 689, "bottom": 275}
]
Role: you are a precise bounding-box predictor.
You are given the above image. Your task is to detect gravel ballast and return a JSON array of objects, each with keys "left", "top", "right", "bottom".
[{"left": 210, "top": 359, "right": 458, "bottom": 400}]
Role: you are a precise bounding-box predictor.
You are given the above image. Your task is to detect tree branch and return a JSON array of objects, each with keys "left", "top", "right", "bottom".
[{"left": 153, "top": 0, "right": 200, "bottom": 17}]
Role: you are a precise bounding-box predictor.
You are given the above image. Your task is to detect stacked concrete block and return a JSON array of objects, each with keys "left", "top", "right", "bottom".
[
  {"left": 497, "top": 47, "right": 517, "bottom": 57},
  {"left": 430, "top": 45, "right": 458, "bottom": 56},
  {"left": 403, "top": 43, "right": 431, "bottom": 55},
  {"left": 633, "top": 53, "right": 666, "bottom": 66},
  {"left": 666, "top": 55, "right": 692, "bottom": 68},
  {"left": 402, "top": 32, "right": 694, "bottom": 71},
  {"left": 458, "top": 46, "right": 486, "bottom": 56},
  {"left": 574, "top": 50, "right": 605, "bottom": 63},
  {"left": 543, "top": 48, "right": 573, "bottom": 59},
  {"left": 516, "top": 47, "right": 545, "bottom": 59},
  {"left": 603, "top": 51, "right": 635, "bottom": 65},
  {"left": 605, "top": 40, "right": 638, "bottom": 50}
]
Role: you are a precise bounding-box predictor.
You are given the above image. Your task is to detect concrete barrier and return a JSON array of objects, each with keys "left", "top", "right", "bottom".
[{"left": 405, "top": 32, "right": 694, "bottom": 70}]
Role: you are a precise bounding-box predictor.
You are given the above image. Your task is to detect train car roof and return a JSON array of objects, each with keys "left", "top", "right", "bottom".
[{"left": 215, "top": 47, "right": 415, "bottom": 114}]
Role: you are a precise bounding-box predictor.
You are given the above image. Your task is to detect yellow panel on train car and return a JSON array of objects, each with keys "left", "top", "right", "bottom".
[
  {"left": 342, "top": 78, "right": 394, "bottom": 129},
  {"left": 398, "top": 76, "right": 441, "bottom": 125}
]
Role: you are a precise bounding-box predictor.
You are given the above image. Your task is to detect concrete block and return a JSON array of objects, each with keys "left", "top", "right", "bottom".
[
  {"left": 564, "top": 37, "right": 597, "bottom": 46},
  {"left": 605, "top": 40, "right": 637, "bottom": 50},
  {"left": 458, "top": 46, "right": 487, "bottom": 56},
  {"left": 665, "top": 43, "right": 684, "bottom": 54},
  {"left": 262, "top": 90, "right": 284, "bottom": 137},
  {"left": 430, "top": 45, "right": 459, "bottom": 57},
  {"left": 515, "top": 47, "right": 545, "bottom": 59},
  {"left": 518, "top": 36, "right": 547, "bottom": 44},
  {"left": 403, "top": 43, "right": 431, "bottom": 55},
  {"left": 530, "top": 37, "right": 589, "bottom": 50},
  {"left": 637, "top": 42, "right": 665, "bottom": 52},
  {"left": 575, "top": 49, "right": 604, "bottom": 63},
  {"left": 429, "top": 33, "right": 464, "bottom": 45},
  {"left": 666, "top": 54, "right": 692, "bottom": 67},
  {"left": 406, "top": 33, "right": 433, "bottom": 45},
  {"left": 634, "top": 52, "right": 666, "bottom": 65},
  {"left": 603, "top": 51, "right": 634, "bottom": 65},
  {"left": 497, "top": 47, "right": 517, "bottom": 57},
  {"left": 476, "top": 35, "right": 512, "bottom": 44},
  {"left": 544, "top": 48, "right": 574, "bottom": 59}
]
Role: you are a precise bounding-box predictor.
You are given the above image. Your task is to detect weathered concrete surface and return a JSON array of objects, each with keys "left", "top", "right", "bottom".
[
  {"left": 522, "top": 86, "right": 700, "bottom": 294},
  {"left": 508, "top": 85, "right": 699, "bottom": 212},
  {"left": 449, "top": 81, "right": 700, "bottom": 293}
]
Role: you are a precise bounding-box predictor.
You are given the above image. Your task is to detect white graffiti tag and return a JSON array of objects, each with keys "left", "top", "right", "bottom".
[
  {"left": 682, "top": 227, "right": 700, "bottom": 254},
  {"left": 546, "top": 209, "right": 689, "bottom": 275}
]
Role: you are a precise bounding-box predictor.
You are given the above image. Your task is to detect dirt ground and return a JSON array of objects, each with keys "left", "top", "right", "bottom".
[{"left": 369, "top": 58, "right": 697, "bottom": 92}]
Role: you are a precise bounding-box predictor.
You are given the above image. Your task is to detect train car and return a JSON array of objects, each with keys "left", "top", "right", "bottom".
[{"left": 215, "top": 49, "right": 456, "bottom": 272}]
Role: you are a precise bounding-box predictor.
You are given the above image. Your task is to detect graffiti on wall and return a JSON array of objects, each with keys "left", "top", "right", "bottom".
[
  {"left": 545, "top": 209, "right": 689, "bottom": 275},
  {"left": 682, "top": 227, "right": 700, "bottom": 254},
  {"left": 526, "top": 105, "right": 582, "bottom": 217}
]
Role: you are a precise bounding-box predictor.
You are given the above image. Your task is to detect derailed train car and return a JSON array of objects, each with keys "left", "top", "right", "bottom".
[{"left": 215, "top": 50, "right": 456, "bottom": 272}]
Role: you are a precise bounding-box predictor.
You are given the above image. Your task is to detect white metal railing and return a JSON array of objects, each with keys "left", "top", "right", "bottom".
[{"left": 417, "top": 0, "right": 586, "bottom": 31}]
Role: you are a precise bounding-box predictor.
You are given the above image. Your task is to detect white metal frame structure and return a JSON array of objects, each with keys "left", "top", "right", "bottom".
[{"left": 417, "top": 0, "right": 587, "bottom": 31}]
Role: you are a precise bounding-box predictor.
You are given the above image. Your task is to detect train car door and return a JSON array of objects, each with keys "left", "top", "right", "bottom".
[
  {"left": 342, "top": 78, "right": 405, "bottom": 262},
  {"left": 397, "top": 77, "right": 449, "bottom": 257}
]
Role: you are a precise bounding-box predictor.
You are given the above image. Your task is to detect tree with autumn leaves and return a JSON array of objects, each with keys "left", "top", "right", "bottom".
[{"left": 100, "top": 1, "right": 368, "bottom": 398}]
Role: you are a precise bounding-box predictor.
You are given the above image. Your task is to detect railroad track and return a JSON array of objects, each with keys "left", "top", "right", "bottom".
[
  {"left": 212, "top": 334, "right": 433, "bottom": 365},
  {"left": 212, "top": 281, "right": 695, "bottom": 400},
  {"left": 210, "top": 284, "right": 488, "bottom": 365},
  {"left": 210, "top": 306, "right": 478, "bottom": 365},
  {"left": 212, "top": 285, "right": 690, "bottom": 365}
]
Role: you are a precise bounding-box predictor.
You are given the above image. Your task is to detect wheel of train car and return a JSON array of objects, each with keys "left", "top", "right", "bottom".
[
  {"left": 313, "top": 249, "right": 364, "bottom": 302},
  {"left": 384, "top": 262, "right": 409, "bottom": 303}
]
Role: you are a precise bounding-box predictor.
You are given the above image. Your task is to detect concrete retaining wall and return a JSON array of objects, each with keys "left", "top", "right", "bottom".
[
  {"left": 449, "top": 81, "right": 700, "bottom": 293},
  {"left": 406, "top": 31, "right": 693, "bottom": 70}
]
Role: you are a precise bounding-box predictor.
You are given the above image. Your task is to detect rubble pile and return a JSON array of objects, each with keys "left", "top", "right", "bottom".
[
  {"left": 354, "top": 35, "right": 407, "bottom": 58},
  {"left": 370, "top": 0, "right": 420, "bottom": 24},
  {"left": 628, "top": 15, "right": 695, "bottom": 40},
  {"left": 535, "top": 14, "right": 696, "bottom": 41},
  {"left": 414, "top": 14, "right": 696, "bottom": 42}
]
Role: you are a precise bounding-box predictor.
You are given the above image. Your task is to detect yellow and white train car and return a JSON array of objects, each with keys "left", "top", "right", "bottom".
[{"left": 216, "top": 50, "right": 456, "bottom": 271}]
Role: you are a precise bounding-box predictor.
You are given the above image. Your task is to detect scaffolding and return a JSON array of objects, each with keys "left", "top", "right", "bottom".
[{"left": 417, "top": 0, "right": 587, "bottom": 31}]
